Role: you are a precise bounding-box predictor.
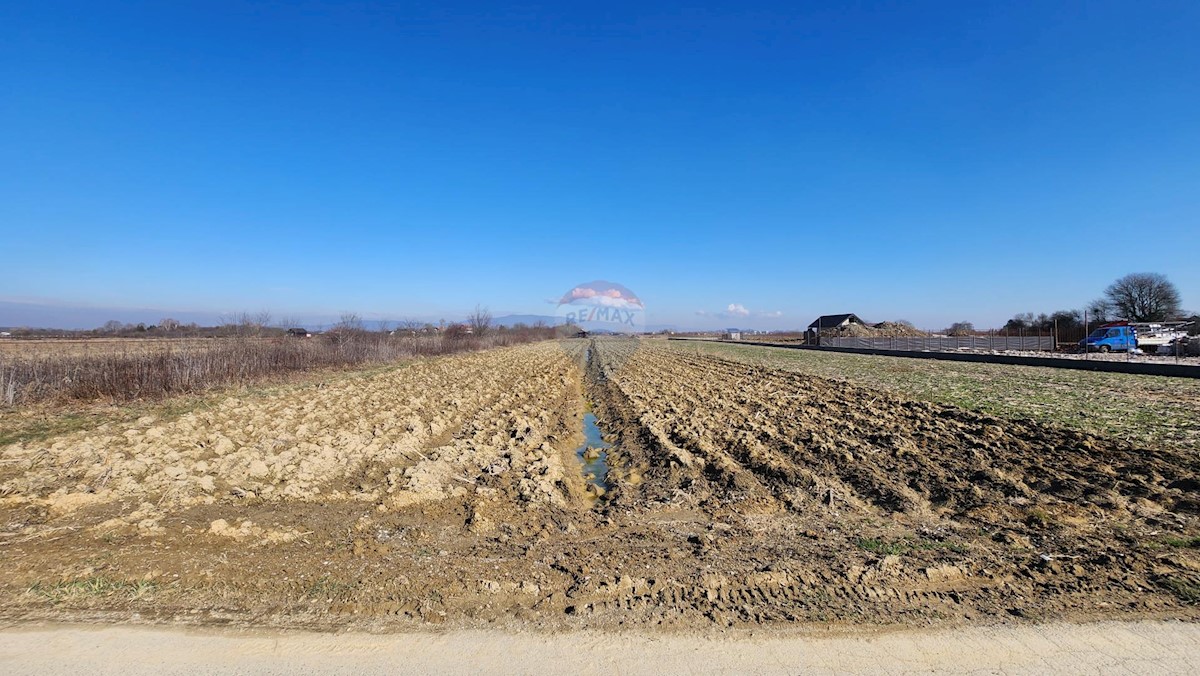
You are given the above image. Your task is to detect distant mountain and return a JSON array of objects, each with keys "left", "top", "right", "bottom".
[
  {"left": 0, "top": 301, "right": 694, "bottom": 333},
  {"left": 491, "top": 314, "right": 565, "bottom": 327},
  {"left": 644, "top": 324, "right": 682, "bottom": 333},
  {"left": 493, "top": 316, "right": 682, "bottom": 333},
  {"left": 0, "top": 300, "right": 224, "bottom": 331}
]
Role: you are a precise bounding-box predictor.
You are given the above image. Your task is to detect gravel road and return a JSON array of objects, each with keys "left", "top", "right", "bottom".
[{"left": 3, "top": 621, "right": 1199, "bottom": 675}]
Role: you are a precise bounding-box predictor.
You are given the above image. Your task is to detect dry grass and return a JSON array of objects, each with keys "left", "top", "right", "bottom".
[
  {"left": 0, "top": 329, "right": 554, "bottom": 407},
  {"left": 0, "top": 338, "right": 216, "bottom": 359}
]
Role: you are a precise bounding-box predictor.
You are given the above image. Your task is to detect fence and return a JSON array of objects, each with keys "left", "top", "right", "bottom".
[
  {"left": 672, "top": 338, "right": 1200, "bottom": 378},
  {"left": 822, "top": 336, "right": 1055, "bottom": 351}
]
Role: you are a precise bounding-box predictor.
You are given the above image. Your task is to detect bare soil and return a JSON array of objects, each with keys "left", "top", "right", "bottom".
[{"left": 2, "top": 339, "right": 1198, "bottom": 632}]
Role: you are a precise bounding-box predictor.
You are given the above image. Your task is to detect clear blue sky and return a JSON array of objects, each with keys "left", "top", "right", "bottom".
[{"left": 2, "top": 1, "right": 1198, "bottom": 330}]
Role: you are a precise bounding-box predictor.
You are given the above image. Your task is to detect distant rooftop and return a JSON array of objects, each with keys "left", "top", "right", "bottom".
[{"left": 807, "top": 313, "right": 865, "bottom": 329}]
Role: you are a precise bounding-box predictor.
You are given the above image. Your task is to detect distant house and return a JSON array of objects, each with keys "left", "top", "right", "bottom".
[
  {"left": 723, "top": 328, "right": 742, "bottom": 340},
  {"left": 807, "top": 314, "right": 866, "bottom": 332},
  {"left": 0, "top": 331, "right": 11, "bottom": 338},
  {"left": 286, "top": 328, "right": 311, "bottom": 338}
]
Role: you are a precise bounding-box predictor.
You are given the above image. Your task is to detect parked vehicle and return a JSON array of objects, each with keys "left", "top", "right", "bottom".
[
  {"left": 1133, "top": 322, "right": 1192, "bottom": 354},
  {"left": 1080, "top": 324, "right": 1137, "bottom": 352},
  {"left": 1080, "top": 320, "right": 1193, "bottom": 353}
]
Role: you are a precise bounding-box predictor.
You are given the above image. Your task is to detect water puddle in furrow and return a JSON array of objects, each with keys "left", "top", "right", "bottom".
[
  {"left": 576, "top": 411, "right": 612, "bottom": 499},
  {"left": 577, "top": 345, "right": 612, "bottom": 500}
]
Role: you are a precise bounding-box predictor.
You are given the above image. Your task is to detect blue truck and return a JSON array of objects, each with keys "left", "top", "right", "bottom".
[{"left": 1080, "top": 323, "right": 1138, "bottom": 353}]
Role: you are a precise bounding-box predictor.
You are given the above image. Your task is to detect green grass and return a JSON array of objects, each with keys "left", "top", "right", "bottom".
[
  {"left": 1025, "top": 508, "right": 1055, "bottom": 528},
  {"left": 857, "top": 538, "right": 907, "bottom": 556},
  {"left": 1161, "top": 577, "right": 1200, "bottom": 604},
  {"left": 0, "top": 412, "right": 101, "bottom": 447},
  {"left": 26, "top": 576, "right": 158, "bottom": 604},
  {"left": 1163, "top": 535, "right": 1200, "bottom": 549},
  {"left": 856, "top": 537, "right": 968, "bottom": 556},
  {"left": 303, "top": 575, "right": 356, "bottom": 600},
  {"left": 675, "top": 341, "right": 1200, "bottom": 453}
]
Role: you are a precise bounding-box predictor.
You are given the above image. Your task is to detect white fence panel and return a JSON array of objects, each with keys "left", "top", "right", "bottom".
[{"left": 823, "top": 336, "right": 1055, "bottom": 351}]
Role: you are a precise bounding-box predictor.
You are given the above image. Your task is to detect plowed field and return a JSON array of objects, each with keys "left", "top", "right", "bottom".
[{"left": 2, "top": 338, "right": 1197, "bottom": 631}]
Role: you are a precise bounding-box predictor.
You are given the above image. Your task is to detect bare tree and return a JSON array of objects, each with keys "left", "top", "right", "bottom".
[
  {"left": 325, "top": 313, "right": 365, "bottom": 348},
  {"left": 159, "top": 318, "right": 181, "bottom": 332},
  {"left": 101, "top": 320, "right": 123, "bottom": 334},
  {"left": 234, "top": 312, "right": 257, "bottom": 337},
  {"left": 945, "top": 321, "right": 975, "bottom": 336},
  {"left": 336, "top": 312, "right": 364, "bottom": 332},
  {"left": 468, "top": 305, "right": 492, "bottom": 337},
  {"left": 1104, "top": 273, "right": 1182, "bottom": 322},
  {"left": 1084, "top": 298, "right": 1112, "bottom": 323}
]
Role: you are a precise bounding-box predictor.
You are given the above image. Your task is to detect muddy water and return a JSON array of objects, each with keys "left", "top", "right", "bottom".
[
  {"left": 575, "top": 343, "right": 612, "bottom": 495},
  {"left": 575, "top": 412, "right": 611, "bottom": 493}
]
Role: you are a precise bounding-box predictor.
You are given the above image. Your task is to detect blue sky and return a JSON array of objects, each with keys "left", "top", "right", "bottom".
[{"left": 2, "top": 1, "right": 1198, "bottom": 330}]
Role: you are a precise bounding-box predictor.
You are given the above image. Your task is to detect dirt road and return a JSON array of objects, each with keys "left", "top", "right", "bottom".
[{"left": 3, "top": 621, "right": 1199, "bottom": 674}]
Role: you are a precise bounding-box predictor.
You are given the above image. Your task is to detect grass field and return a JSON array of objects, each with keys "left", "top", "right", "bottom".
[
  {"left": 670, "top": 340, "right": 1200, "bottom": 454},
  {"left": 0, "top": 330, "right": 556, "bottom": 407},
  {"left": 0, "top": 338, "right": 219, "bottom": 358},
  {"left": 0, "top": 360, "right": 405, "bottom": 448}
]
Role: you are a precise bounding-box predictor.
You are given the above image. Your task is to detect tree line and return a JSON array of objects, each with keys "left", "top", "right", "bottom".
[{"left": 1001, "top": 273, "right": 1193, "bottom": 336}]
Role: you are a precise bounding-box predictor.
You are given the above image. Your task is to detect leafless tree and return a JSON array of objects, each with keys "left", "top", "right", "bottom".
[
  {"left": 325, "top": 313, "right": 365, "bottom": 348},
  {"left": 468, "top": 305, "right": 492, "bottom": 336},
  {"left": 223, "top": 311, "right": 273, "bottom": 337},
  {"left": 945, "top": 321, "right": 974, "bottom": 336},
  {"left": 159, "top": 318, "right": 181, "bottom": 332},
  {"left": 234, "top": 312, "right": 256, "bottom": 336},
  {"left": 1084, "top": 299, "right": 1112, "bottom": 323},
  {"left": 101, "top": 320, "right": 123, "bottom": 334},
  {"left": 336, "top": 312, "right": 364, "bottom": 332},
  {"left": 1104, "top": 273, "right": 1182, "bottom": 322}
]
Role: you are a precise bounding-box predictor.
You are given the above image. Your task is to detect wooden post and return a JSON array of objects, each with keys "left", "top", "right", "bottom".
[{"left": 1083, "top": 310, "right": 1089, "bottom": 360}]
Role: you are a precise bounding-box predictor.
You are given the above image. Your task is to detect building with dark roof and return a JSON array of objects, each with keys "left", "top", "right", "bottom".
[{"left": 806, "top": 314, "right": 866, "bottom": 331}]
